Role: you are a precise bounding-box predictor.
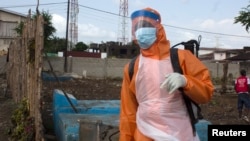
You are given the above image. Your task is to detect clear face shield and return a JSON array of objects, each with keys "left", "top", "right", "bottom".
[{"left": 131, "top": 9, "right": 161, "bottom": 41}]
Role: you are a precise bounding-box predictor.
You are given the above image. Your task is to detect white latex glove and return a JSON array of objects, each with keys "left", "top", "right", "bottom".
[{"left": 160, "top": 73, "right": 187, "bottom": 94}]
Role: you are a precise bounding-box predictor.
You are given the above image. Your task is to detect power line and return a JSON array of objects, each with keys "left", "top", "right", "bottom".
[
  {"left": 163, "top": 24, "right": 250, "bottom": 39},
  {"left": 0, "top": 2, "right": 68, "bottom": 15},
  {"left": 1, "top": 2, "right": 250, "bottom": 39},
  {"left": 0, "top": 2, "right": 67, "bottom": 9},
  {"left": 77, "top": 5, "right": 250, "bottom": 39},
  {"left": 78, "top": 4, "right": 120, "bottom": 17}
]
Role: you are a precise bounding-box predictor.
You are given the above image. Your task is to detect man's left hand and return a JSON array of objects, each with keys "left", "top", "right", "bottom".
[{"left": 160, "top": 73, "right": 187, "bottom": 94}]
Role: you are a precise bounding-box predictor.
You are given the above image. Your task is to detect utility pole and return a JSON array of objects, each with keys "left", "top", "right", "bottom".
[{"left": 64, "top": 0, "right": 70, "bottom": 72}]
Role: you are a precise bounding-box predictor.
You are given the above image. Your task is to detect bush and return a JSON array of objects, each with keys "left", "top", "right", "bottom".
[{"left": 10, "top": 98, "right": 35, "bottom": 141}]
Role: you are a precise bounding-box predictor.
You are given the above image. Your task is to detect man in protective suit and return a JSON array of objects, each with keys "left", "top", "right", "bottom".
[{"left": 119, "top": 7, "right": 214, "bottom": 141}]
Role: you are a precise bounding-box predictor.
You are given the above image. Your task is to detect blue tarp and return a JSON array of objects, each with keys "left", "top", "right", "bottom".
[{"left": 42, "top": 72, "right": 72, "bottom": 81}]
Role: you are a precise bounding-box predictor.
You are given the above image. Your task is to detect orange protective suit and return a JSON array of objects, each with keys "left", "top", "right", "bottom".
[{"left": 119, "top": 7, "right": 214, "bottom": 141}]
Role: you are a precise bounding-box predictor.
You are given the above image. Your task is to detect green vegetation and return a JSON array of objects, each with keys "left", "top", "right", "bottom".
[
  {"left": 10, "top": 98, "right": 35, "bottom": 141},
  {"left": 234, "top": 3, "right": 250, "bottom": 32},
  {"left": 72, "top": 42, "right": 88, "bottom": 51}
]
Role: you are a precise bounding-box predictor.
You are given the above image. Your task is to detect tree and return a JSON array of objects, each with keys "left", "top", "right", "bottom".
[
  {"left": 32, "top": 10, "right": 56, "bottom": 50},
  {"left": 13, "top": 21, "right": 24, "bottom": 35},
  {"left": 234, "top": 4, "right": 250, "bottom": 32},
  {"left": 14, "top": 10, "right": 56, "bottom": 51},
  {"left": 46, "top": 37, "right": 67, "bottom": 53},
  {"left": 72, "top": 42, "right": 88, "bottom": 51}
]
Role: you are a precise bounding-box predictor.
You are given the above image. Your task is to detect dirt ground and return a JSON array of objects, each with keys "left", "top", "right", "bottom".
[{"left": 0, "top": 75, "right": 249, "bottom": 140}]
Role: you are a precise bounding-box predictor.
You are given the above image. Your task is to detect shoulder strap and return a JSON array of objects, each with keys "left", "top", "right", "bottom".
[
  {"left": 170, "top": 48, "right": 200, "bottom": 136},
  {"left": 129, "top": 55, "right": 138, "bottom": 81},
  {"left": 170, "top": 48, "right": 183, "bottom": 74}
]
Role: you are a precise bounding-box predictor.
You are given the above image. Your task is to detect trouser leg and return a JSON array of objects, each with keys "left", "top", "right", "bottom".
[{"left": 239, "top": 110, "right": 242, "bottom": 118}]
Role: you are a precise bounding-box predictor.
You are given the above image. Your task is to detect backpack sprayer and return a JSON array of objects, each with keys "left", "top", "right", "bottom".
[{"left": 171, "top": 35, "right": 202, "bottom": 58}]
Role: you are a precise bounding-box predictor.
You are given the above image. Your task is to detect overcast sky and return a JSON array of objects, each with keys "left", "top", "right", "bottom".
[{"left": 1, "top": 0, "right": 250, "bottom": 49}]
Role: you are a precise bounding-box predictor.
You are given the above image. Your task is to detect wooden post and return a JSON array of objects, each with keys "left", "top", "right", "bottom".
[{"left": 6, "top": 10, "right": 45, "bottom": 141}]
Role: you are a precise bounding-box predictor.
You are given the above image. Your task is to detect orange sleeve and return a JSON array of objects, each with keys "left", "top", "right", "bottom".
[
  {"left": 178, "top": 49, "right": 214, "bottom": 104},
  {"left": 119, "top": 62, "right": 138, "bottom": 141}
]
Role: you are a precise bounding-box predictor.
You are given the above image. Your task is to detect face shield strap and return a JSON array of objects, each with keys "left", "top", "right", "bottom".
[{"left": 131, "top": 10, "right": 160, "bottom": 22}]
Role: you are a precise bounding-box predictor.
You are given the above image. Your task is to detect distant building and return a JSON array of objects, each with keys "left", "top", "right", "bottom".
[
  {"left": 0, "top": 8, "right": 26, "bottom": 52},
  {"left": 225, "top": 46, "right": 250, "bottom": 61},
  {"left": 89, "top": 41, "right": 140, "bottom": 59},
  {"left": 198, "top": 47, "right": 244, "bottom": 62}
]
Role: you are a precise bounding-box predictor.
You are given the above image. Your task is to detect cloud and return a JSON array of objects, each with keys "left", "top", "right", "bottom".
[
  {"left": 200, "top": 19, "right": 216, "bottom": 29},
  {"left": 51, "top": 10, "right": 250, "bottom": 48},
  {"left": 199, "top": 18, "right": 246, "bottom": 35},
  {"left": 77, "top": 23, "right": 116, "bottom": 43},
  {"left": 52, "top": 14, "right": 66, "bottom": 36},
  {"left": 194, "top": 18, "right": 250, "bottom": 48},
  {"left": 168, "top": 18, "right": 243, "bottom": 48},
  {"left": 218, "top": 19, "right": 232, "bottom": 25},
  {"left": 130, "top": 0, "right": 147, "bottom": 9},
  {"left": 78, "top": 23, "right": 116, "bottom": 38},
  {"left": 52, "top": 13, "right": 117, "bottom": 43}
]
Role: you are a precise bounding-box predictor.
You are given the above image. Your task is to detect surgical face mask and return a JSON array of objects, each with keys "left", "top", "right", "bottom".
[{"left": 135, "top": 27, "right": 157, "bottom": 49}]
